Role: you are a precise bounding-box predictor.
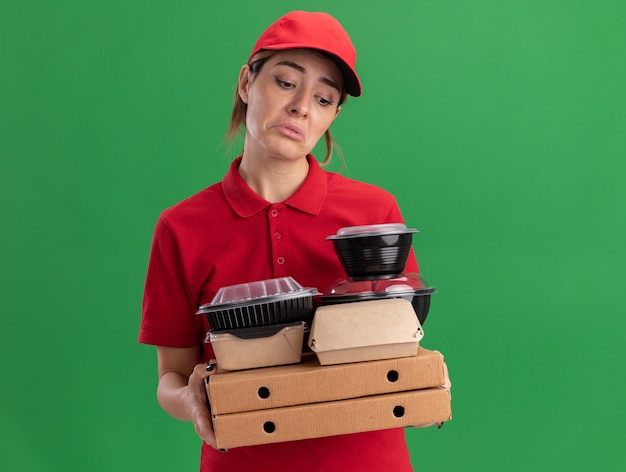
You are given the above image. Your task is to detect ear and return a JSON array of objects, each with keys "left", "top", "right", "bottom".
[
  {"left": 238, "top": 65, "right": 252, "bottom": 104},
  {"left": 334, "top": 105, "right": 342, "bottom": 119}
]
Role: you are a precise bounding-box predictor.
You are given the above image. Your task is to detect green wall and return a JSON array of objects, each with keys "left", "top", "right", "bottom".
[{"left": 2, "top": 1, "right": 625, "bottom": 470}]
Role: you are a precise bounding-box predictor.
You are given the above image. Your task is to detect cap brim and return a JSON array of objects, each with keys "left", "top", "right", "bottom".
[
  {"left": 318, "top": 50, "right": 362, "bottom": 97},
  {"left": 252, "top": 44, "right": 362, "bottom": 97}
]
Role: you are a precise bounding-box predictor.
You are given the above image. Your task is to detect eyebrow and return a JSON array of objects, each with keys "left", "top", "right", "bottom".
[{"left": 275, "top": 60, "right": 341, "bottom": 93}]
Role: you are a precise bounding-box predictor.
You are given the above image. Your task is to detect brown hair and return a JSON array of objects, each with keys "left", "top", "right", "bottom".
[{"left": 225, "top": 50, "right": 348, "bottom": 166}]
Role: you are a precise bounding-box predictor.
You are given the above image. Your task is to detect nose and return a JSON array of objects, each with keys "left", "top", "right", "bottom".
[{"left": 288, "top": 91, "right": 310, "bottom": 117}]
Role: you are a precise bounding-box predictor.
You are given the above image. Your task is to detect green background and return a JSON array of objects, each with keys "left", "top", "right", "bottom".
[{"left": 2, "top": 1, "right": 625, "bottom": 470}]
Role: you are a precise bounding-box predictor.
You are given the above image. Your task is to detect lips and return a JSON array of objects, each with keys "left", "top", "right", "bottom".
[{"left": 273, "top": 121, "right": 305, "bottom": 141}]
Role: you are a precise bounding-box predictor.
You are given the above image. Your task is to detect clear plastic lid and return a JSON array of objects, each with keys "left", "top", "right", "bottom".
[
  {"left": 322, "top": 273, "right": 434, "bottom": 298},
  {"left": 197, "top": 277, "right": 319, "bottom": 313},
  {"left": 327, "top": 223, "right": 418, "bottom": 240}
]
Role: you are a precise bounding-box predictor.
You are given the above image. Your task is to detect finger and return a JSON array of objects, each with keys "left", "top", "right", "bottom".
[
  {"left": 191, "top": 361, "right": 219, "bottom": 381},
  {"left": 408, "top": 422, "right": 436, "bottom": 428},
  {"left": 193, "top": 411, "right": 218, "bottom": 447},
  {"left": 442, "top": 362, "right": 452, "bottom": 390},
  {"left": 204, "top": 359, "right": 219, "bottom": 381}
]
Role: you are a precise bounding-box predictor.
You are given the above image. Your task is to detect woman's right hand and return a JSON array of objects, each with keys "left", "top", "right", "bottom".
[
  {"left": 181, "top": 361, "right": 219, "bottom": 447},
  {"left": 156, "top": 346, "right": 220, "bottom": 449}
]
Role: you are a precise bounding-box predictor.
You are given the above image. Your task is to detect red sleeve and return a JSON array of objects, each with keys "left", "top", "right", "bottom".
[{"left": 138, "top": 216, "right": 203, "bottom": 347}]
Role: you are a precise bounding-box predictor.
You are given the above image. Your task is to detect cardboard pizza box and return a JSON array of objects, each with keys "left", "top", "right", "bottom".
[
  {"left": 211, "top": 387, "right": 452, "bottom": 450},
  {"left": 207, "top": 347, "right": 446, "bottom": 415}
]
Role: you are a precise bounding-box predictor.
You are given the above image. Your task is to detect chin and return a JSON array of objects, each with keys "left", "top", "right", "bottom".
[
  {"left": 267, "top": 144, "right": 311, "bottom": 162},
  {"left": 273, "top": 153, "right": 309, "bottom": 163}
]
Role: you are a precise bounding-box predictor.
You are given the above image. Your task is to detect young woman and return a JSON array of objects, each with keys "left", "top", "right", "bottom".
[{"left": 139, "top": 11, "right": 421, "bottom": 471}]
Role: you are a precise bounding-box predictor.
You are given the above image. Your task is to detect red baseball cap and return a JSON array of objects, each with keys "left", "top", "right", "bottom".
[{"left": 248, "top": 11, "right": 362, "bottom": 97}]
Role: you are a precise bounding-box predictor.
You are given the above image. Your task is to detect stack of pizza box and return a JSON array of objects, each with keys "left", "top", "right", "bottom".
[{"left": 206, "top": 298, "right": 451, "bottom": 449}]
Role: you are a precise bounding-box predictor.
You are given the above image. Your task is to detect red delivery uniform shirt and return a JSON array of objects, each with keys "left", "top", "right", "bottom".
[{"left": 139, "top": 155, "right": 420, "bottom": 472}]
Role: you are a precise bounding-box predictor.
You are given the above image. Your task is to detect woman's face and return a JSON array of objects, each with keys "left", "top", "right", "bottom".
[{"left": 239, "top": 49, "right": 343, "bottom": 163}]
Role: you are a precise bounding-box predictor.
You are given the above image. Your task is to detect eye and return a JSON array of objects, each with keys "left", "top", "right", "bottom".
[
  {"left": 275, "top": 77, "right": 294, "bottom": 89},
  {"left": 316, "top": 96, "right": 334, "bottom": 107}
]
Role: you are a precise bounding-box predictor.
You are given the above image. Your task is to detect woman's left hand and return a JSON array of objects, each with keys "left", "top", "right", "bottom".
[{"left": 410, "top": 360, "right": 452, "bottom": 429}]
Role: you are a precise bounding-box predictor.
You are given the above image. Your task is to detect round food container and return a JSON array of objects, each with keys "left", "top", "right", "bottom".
[
  {"left": 318, "top": 272, "right": 435, "bottom": 325},
  {"left": 327, "top": 223, "right": 418, "bottom": 279},
  {"left": 196, "top": 277, "right": 319, "bottom": 331}
]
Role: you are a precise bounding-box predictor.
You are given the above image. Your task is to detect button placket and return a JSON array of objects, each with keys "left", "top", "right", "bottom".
[{"left": 268, "top": 205, "right": 286, "bottom": 272}]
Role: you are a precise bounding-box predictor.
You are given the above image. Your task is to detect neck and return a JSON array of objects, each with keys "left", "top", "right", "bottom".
[{"left": 238, "top": 154, "right": 310, "bottom": 203}]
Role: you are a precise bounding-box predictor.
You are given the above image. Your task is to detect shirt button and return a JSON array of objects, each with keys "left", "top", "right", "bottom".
[
  {"left": 270, "top": 209, "right": 279, "bottom": 217},
  {"left": 274, "top": 232, "right": 282, "bottom": 240},
  {"left": 277, "top": 256, "right": 285, "bottom": 265}
]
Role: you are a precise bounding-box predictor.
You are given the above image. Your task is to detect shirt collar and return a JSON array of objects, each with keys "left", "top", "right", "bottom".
[{"left": 222, "top": 155, "right": 328, "bottom": 218}]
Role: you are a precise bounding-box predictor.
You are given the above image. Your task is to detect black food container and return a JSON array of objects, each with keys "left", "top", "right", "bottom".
[
  {"left": 318, "top": 273, "right": 436, "bottom": 325},
  {"left": 196, "top": 277, "right": 319, "bottom": 331},
  {"left": 327, "top": 223, "right": 418, "bottom": 279}
]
